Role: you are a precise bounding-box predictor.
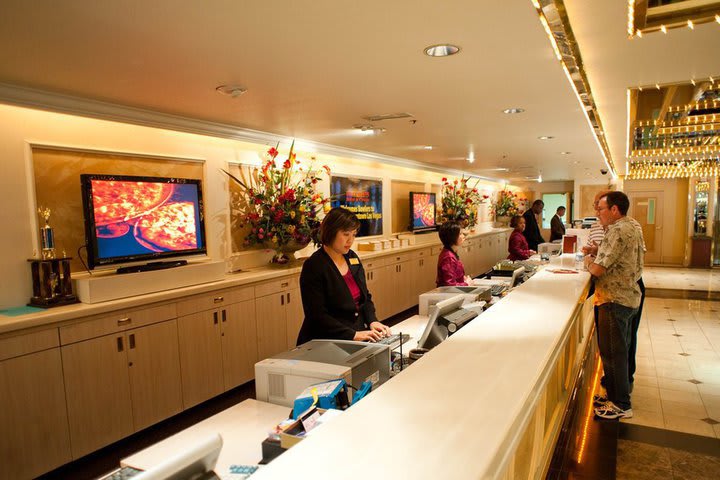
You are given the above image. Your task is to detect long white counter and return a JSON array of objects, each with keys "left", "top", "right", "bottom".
[{"left": 252, "top": 255, "right": 593, "bottom": 480}]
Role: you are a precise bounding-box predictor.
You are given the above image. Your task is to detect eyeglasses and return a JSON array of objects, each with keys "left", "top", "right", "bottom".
[{"left": 596, "top": 206, "right": 609, "bottom": 212}]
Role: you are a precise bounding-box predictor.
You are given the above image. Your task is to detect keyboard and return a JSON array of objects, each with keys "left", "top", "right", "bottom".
[
  {"left": 377, "top": 333, "right": 410, "bottom": 347},
  {"left": 99, "top": 466, "right": 144, "bottom": 480},
  {"left": 490, "top": 284, "right": 508, "bottom": 296},
  {"left": 442, "top": 309, "right": 478, "bottom": 325}
]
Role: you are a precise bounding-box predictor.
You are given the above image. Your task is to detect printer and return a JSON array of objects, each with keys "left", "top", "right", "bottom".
[
  {"left": 255, "top": 339, "right": 391, "bottom": 407},
  {"left": 418, "top": 285, "right": 491, "bottom": 316}
]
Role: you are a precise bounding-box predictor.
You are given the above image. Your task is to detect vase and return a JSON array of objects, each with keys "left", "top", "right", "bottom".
[
  {"left": 266, "top": 238, "right": 311, "bottom": 266},
  {"left": 494, "top": 215, "right": 510, "bottom": 228}
]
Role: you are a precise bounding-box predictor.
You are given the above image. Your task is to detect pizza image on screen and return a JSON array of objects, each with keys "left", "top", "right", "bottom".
[
  {"left": 92, "top": 180, "right": 174, "bottom": 226},
  {"left": 134, "top": 201, "right": 199, "bottom": 252}
]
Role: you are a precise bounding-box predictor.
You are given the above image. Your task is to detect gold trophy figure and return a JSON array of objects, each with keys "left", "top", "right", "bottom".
[{"left": 38, "top": 206, "right": 56, "bottom": 259}]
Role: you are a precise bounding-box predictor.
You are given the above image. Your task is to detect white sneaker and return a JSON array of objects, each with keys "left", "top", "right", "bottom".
[{"left": 594, "top": 401, "right": 633, "bottom": 420}]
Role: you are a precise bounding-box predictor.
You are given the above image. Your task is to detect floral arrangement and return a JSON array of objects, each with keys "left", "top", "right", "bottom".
[
  {"left": 491, "top": 188, "right": 526, "bottom": 218},
  {"left": 438, "top": 175, "right": 487, "bottom": 227},
  {"left": 224, "top": 142, "right": 331, "bottom": 263}
]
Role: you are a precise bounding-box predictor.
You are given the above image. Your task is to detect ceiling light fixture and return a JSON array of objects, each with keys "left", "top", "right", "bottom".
[
  {"left": 502, "top": 108, "right": 525, "bottom": 114},
  {"left": 660, "top": 25, "right": 667, "bottom": 34},
  {"left": 538, "top": 173, "right": 543, "bottom": 183},
  {"left": 538, "top": 136, "right": 554, "bottom": 140},
  {"left": 688, "top": 19, "right": 694, "bottom": 30},
  {"left": 424, "top": 44, "right": 460, "bottom": 57},
  {"left": 215, "top": 85, "right": 247, "bottom": 98},
  {"left": 423, "top": 145, "right": 433, "bottom": 150},
  {"left": 353, "top": 124, "right": 386, "bottom": 135},
  {"left": 467, "top": 151, "right": 475, "bottom": 163},
  {"left": 561, "top": 151, "right": 571, "bottom": 155}
]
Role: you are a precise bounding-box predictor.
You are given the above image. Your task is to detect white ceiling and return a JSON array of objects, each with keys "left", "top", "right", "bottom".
[{"left": 0, "top": 1, "right": 716, "bottom": 183}]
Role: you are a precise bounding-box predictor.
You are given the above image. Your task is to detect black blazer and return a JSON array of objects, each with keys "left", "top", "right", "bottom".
[
  {"left": 296, "top": 248, "right": 378, "bottom": 345},
  {"left": 522, "top": 209, "right": 545, "bottom": 251},
  {"left": 550, "top": 214, "right": 566, "bottom": 242}
]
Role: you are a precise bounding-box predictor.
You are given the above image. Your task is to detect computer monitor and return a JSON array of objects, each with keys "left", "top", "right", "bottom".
[
  {"left": 417, "top": 295, "right": 465, "bottom": 350},
  {"left": 132, "top": 433, "right": 222, "bottom": 480}
]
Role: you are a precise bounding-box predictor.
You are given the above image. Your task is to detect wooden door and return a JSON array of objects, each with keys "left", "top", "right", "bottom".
[
  {"left": 0, "top": 349, "right": 72, "bottom": 479},
  {"left": 628, "top": 191, "right": 664, "bottom": 264},
  {"left": 366, "top": 266, "right": 387, "bottom": 321},
  {"left": 127, "top": 319, "right": 183, "bottom": 431},
  {"left": 255, "top": 292, "right": 289, "bottom": 360},
  {"left": 177, "top": 310, "right": 224, "bottom": 408},
  {"left": 284, "top": 288, "right": 304, "bottom": 349},
  {"left": 61, "top": 334, "right": 134, "bottom": 458},
  {"left": 221, "top": 300, "right": 258, "bottom": 389}
]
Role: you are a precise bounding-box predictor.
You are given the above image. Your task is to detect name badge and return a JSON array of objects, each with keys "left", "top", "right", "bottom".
[{"left": 349, "top": 258, "right": 360, "bottom": 265}]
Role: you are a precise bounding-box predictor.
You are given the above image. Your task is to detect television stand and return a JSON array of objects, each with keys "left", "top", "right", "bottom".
[{"left": 116, "top": 260, "right": 188, "bottom": 274}]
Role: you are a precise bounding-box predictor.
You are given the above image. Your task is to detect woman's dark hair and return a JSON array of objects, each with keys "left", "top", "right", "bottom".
[
  {"left": 438, "top": 221, "right": 462, "bottom": 249},
  {"left": 510, "top": 215, "right": 523, "bottom": 228},
  {"left": 320, "top": 207, "right": 361, "bottom": 245}
]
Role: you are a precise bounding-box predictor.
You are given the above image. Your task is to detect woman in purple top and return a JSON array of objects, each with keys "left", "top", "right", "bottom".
[
  {"left": 436, "top": 221, "right": 473, "bottom": 287},
  {"left": 508, "top": 215, "right": 536, "bottom": 261}
]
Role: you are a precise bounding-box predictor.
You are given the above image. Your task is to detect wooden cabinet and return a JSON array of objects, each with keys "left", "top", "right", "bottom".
[
  {"left": 177, "top": 286, "right": 257, "bottom": 408},
  {"left": 255, "top": 275, "right": 302, "bottom": 357},
  {"left": 414, "top": 248, "right": 436, "bottom": 294},
  {"left": 62, "top": 318, "right": 182, "bottom": 457},
  {"left": 0, "top": 340, "right": 71, "bottom": 480}
]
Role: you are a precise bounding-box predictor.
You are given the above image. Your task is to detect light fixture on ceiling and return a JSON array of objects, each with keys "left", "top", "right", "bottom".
[
  {"left": 353, "top": 124, "right": 386, "bottom": 135},
  {"left": 560, "top": 151, "right": 571, "bottom": 155},
  {"left": 423, "top": 44, "right": 460, "bottom": 57},
  {"left": 538, "top": 173, "right": 543, "bottom": 183},
  {"left": 467, "top": 151, "right": 475, "bottom": 163},
  {"left": 502, "top": 108, "right": 525, "bottom": 114},
  {"left": 215, "top": 85, "right": 247, "bottom": 98},
  {"left": 423, "top": 145, "right": 433, "bottom": 150},
  {"left": 538, "top": 135, "right": 554, "bottom": 140}
]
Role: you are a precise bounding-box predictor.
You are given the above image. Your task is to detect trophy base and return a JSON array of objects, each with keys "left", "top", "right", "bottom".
[{"left": 28, "top": 295, "right": 79, "bottom": 309}]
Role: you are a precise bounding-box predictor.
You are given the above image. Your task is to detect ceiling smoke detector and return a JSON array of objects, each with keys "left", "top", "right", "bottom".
[
  {"left": 353, "top": 124, "right": 386, "bottom": 134},
  {"left": 215, "top": 85, "right": 247, "bottom": 98}
]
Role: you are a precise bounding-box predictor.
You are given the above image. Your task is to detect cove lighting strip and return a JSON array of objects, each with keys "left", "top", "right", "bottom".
[{"left": 531, "top": 0, "right": 617, "bottom": 178}]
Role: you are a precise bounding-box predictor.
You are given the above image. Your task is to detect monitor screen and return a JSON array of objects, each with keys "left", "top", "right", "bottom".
[
  {"left": 417, "top": 294, "right": 465, "bottom": 350},
  {"left": 409, "top": 192, "right": 437, "bottom": 231},
  {"left": 80, "top": 174, "right": 207, "bottom": 269}
]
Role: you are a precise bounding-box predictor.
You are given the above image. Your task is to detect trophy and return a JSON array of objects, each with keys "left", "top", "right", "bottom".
[{"left": 38, "top": 206, "right": 56, "bottom": 259}]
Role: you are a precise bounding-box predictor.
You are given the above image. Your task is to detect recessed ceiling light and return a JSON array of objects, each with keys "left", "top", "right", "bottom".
[
  {"left": 424, "top": 145, "right": 433, "bottom": 150},
  {"left": 424, "top": 44, "right": 460, "bottom": 57},
  {"left": 538, "top": 136, "right": 554, "bottom": 140},
  {"left": 215, "top": 85, "right": 247, "bottom": 97},
  {"left": 502, "top": 108, "right": 525, "bottom": 114},
  {"left": 353, "top": 124, "right": 385, "bottom": 135},
  {"left": 560, "top": 151, "right": 571, "bottom": 155}
]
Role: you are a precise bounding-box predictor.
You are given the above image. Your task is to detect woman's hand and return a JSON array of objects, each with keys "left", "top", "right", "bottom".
[
  {"left": 370, "top": 321, "right": 392, "bottom": 337},
  {"left": 464, "top": 275, "right": 473, "bottom": 285},
  {"left": 353, "top": 329, "right": 382, "bottom": 342}
]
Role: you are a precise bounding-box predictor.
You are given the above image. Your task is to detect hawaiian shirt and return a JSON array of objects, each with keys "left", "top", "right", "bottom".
[{"left": 593, "top": 216, "right": 644, "bottom": 308}]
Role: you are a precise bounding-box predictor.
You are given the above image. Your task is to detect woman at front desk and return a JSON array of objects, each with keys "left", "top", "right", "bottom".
[
  {"left": 508, "top": 215, "right": 536, "bottom": 261},
  {"left": 436, "top": 221, "right": 474, "bottom": 287},
  {"left": 296, "top": 207, "right": 392, "bottom": 345}
]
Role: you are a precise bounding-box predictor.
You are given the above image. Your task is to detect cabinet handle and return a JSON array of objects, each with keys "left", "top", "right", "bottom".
[
  {"left": 117, "top": 337, "right": 124, "bottom": 352},
  {"left": 281, "top": 281, "right": 289, "bottom": 288},
  {"left": 129, "top": 333, "right": 136, "bottom": 349},
  {"left": 213, "top": 296, "right": 224, "bottom": 304},
  {"left": 281, "top": 294, "right": 285, "bottom": 306},
  {"left": 213, "top": 311, "right": 219, "bottom": 324},
  {"left": 287, "top": 292, "right": 291, "bottom": 303},
  {"left": 222, "top": 309, "right": 227, "bottom": 322},
  {"left": 117, "top": 317, "right": 131, "bottom": 326}
]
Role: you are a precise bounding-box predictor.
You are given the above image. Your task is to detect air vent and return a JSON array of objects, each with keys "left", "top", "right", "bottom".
[
  {"left": 268, "top": 373, "right": 285, "bottom": 399},
  {"left": 362, "top": 112, "right": 414, "bottom": 122}
]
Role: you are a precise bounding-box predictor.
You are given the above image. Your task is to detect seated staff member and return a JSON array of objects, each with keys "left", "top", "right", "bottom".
[
  {"left": 508, "top": 215, "right": 536, "bottom": 260},
  {"left": 436, "top": 221, "right": 473, "bottom": 287},
  {"left": 297, "top": 207, "right": 391, "bottom": 344}
]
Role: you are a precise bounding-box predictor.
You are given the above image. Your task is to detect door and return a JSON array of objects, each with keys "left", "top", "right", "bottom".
[
  {"left": 284, "top": 288, "right": 304, "bottom": 349},
  {"left": 628, "top": 191, "right": 664, "bottom": 264},
  {"left": 222, "top": 300, "right": 259, "bottom": 389},
  {"left": 127, "top": 320, "right": 183, "bottom": 431},
  {"left": 0, "top": 349, "right": 72, "bottom": 479},
  {"left": 255, "top": 292, "right": 289, "bottom": 360},
  {"left": 177, "top": 310, "right": 224, "bottom": 408},
  {"left": 365, "top": 266, "right": 384, "bottom": 320},
  {"left": 61, "top": 334, "right": 134, "bottom": 458}
]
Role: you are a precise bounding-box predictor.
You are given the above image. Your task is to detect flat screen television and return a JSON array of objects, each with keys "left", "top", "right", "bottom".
[
  {"left": 409, "top": 192, "right": 437, "bottom": 232},
  {"left": 80, "top": 174, "right": 207, "bottom": 270}
]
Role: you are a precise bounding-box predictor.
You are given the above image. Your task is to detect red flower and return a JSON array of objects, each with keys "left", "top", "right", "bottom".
[
  {"left": 268, "top": 147, "right": 279, "bottom": 158},
  {"left": 323, "top": 165, "right": 331, "bottom": 175},
  {"left": 283, "top": 159, "right": 291, "bottom": 169},
  {"left": 441, "top": 177, "right": 447, "bottom": 182}
]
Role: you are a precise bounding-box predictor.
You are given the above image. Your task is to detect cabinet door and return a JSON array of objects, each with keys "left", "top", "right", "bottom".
[
  {"left": 255, "top": 292, "right": 289, "bottom": 360},
  {"left": 417, "top": 256, "right": 435, "bottom": 293},
  {"left": 398, "top": 260, "right": 418, "bottom": 311},
  {"left": 285, "top": 288, "right": 304, "bottom": 349},
  {"left": 127, "top": 320, "right": 183, "bottom": 431},
  {"left": 0, "top": 348, "right": 72, "bottom": 479},
  {"left": 221, "top": 300, "right": 258, "bottom": 389},
  {"left": 366, "top": 267, "right": 386, "bottom": 321},
  {"left": 62, "top": 334, "right": 134, "bottom": 458},
  {"left": 177, "top": 311, "right": 224, "bottom": 408}
]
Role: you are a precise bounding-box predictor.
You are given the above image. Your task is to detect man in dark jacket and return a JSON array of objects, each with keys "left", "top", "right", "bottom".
[
  {"left": 522, "top": 199, "right": 545, "bottom": 251},
  {"left": 550, "top": 206, "right": 566, "bottom": 242}
]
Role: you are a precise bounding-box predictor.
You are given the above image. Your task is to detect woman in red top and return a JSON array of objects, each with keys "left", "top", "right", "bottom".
[
  {"left": 436, "top": 221, "right": 473, "bottom": 287},
  {"left": 508, "top": 215, "right": 536, "bottom": 260}
]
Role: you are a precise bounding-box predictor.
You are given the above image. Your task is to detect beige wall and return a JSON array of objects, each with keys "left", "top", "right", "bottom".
[
  {"left": 624, "top": 178, "right": 689, "bottom": 265},
  {"left": 0, "top": 103, "right": 511, "bottom": 308}
]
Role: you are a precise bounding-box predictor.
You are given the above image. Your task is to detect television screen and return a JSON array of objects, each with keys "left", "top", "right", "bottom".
[
  {"left": 410, "top": 192, "right": 437, "bottom": 231},
  {"left": 80, "top": 174, "right": 206, "bottom": 269}
]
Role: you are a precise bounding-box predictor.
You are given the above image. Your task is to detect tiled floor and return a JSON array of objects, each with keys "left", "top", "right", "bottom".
[
  {"left": 617, "top": 439, "right": 720, "bottom": 479},
  {"left": 643, "top": 266, "right": 720, "bottom": 291},
  {"left": 625, "top": 296, "right": 720, "bottom": 439}
]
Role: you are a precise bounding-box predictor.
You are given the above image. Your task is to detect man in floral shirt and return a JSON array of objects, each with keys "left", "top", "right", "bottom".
[{"left": 583, "top": 191, "right": 643, "bottom": 420}]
